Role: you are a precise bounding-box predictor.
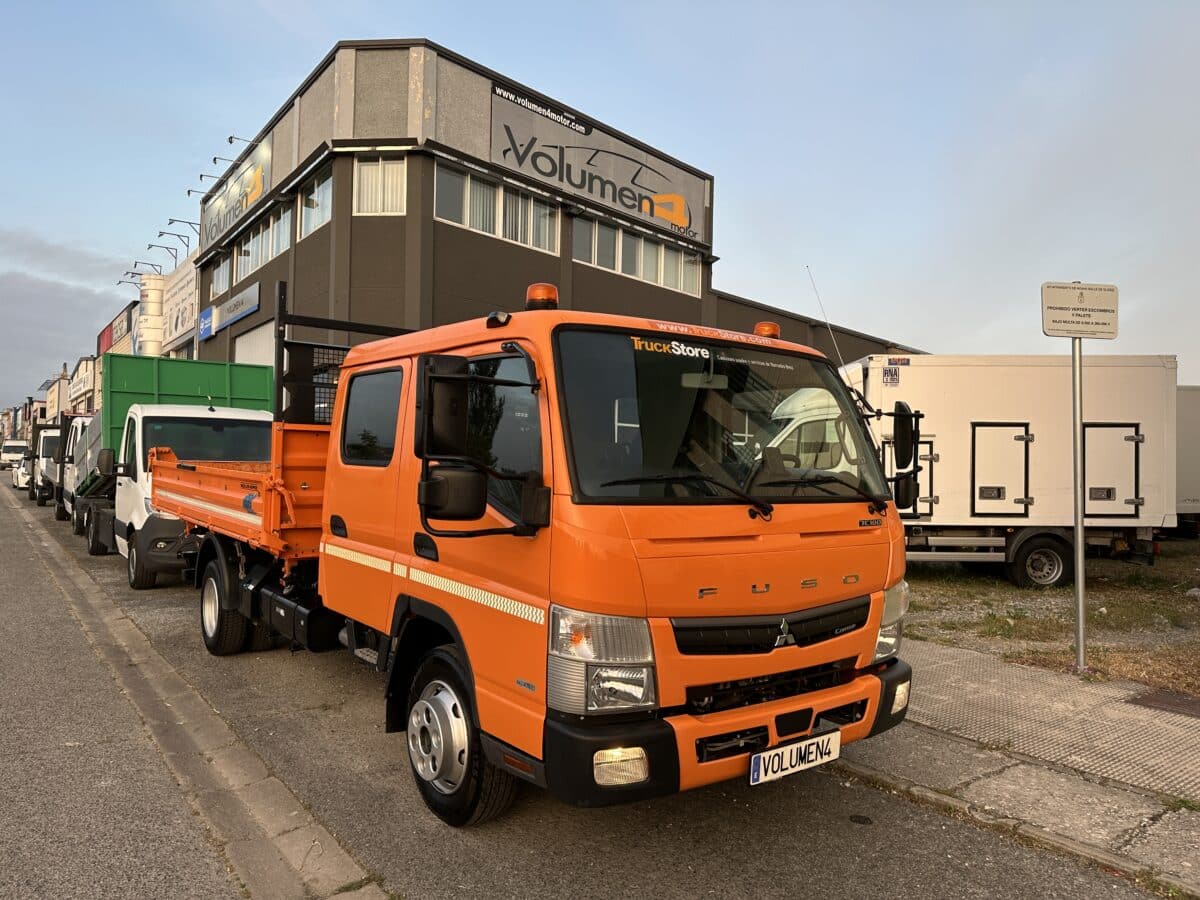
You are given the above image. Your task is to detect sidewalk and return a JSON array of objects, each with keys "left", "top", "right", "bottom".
[{"left": 841, "top": 640, "right": 1200, "bottom": 896}]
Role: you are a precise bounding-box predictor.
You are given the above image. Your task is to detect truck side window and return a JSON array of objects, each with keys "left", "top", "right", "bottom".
[
  {"left": 122, "top": 420, "right": 137, "bottom": 476},
  {"left": 466, "top": 356, "right": 541, "bottom": 516},
  {"left": 342, "top": 370, "right": 404, "bottom": 465}
]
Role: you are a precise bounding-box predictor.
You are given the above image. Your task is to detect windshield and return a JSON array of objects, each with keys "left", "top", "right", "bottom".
[
  {"left": 142, "top": 417, "right": 271, "bottom": 467},
  {"left": 556, "top": 328, "right": 887, "bottom": 504},
  {"left": 40, "top": 436, "right": 60, "bottom": 459},
  {"left": 2, "top": 443, "right": 25, "bottom": 454}
]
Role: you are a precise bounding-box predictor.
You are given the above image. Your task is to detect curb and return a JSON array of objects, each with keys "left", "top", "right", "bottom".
[{"left": 831, "top": 758, "right": 1199, "bottom": 899}]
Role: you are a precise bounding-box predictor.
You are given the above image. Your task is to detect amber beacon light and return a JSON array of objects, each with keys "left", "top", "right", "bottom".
[
  {"left": 526, "top": 283, "right": 560, "bottom": 311},
  {"left": 753, "top": 321, "right": 781, "bottom": 338}
]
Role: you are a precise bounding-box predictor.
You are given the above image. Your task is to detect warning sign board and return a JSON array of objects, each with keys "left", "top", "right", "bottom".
[{"left": 1041, "top": 282, "right": 1118, "bottom": 339}]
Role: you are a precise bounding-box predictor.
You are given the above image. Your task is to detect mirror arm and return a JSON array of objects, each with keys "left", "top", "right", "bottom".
[{"left": 500, "top": 341, "right": 541, "bottom": 393}]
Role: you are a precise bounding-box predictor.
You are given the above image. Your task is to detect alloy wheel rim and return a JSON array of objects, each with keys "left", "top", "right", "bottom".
[
  {"left": 407, "top": 679, "right": 469, "bottom": 795},
  {"left": 201, "top": 576, "right": 219, "bottom": 638}
]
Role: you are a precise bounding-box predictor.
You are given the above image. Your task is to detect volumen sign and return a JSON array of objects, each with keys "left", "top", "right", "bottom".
[
  {"left": 1041, "top": 282, "right": 1118, "bottom": 339},
  {"left": 200, "top": 137, "right": 272, "bottom": 252},
  {"left": 490, "top": 83, "right": 710, "bottom": 245}
]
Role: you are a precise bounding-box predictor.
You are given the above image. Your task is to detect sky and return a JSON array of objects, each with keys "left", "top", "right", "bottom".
[{"left": 1, "top": 0, "right": 1197, "bottom": 407}]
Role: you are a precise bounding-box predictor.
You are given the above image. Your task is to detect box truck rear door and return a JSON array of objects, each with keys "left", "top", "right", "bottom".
[{"left": 971, "top": 423, "right": 1031, "bottom": 517}]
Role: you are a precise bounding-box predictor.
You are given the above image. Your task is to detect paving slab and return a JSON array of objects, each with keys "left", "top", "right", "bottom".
[
  {"left": 842, "top": 721, "right": 1014, "bottom": 791},
  {"left": 961, "top": 764, "right": 1164, "bottom": 847}
]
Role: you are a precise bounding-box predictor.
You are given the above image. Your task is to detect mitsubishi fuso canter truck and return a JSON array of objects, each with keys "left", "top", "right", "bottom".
[{"left": 149, "top": 282, "right": 919, "bottom": 827}]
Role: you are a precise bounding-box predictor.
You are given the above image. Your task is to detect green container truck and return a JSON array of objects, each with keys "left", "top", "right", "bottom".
[{"left": 71, "top": 354, "right": 275, "bottom": 589}]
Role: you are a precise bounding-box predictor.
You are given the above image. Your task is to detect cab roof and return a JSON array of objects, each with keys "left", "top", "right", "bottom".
[{"left": 342, "top": 309, "right": 828, "bottom": 370}]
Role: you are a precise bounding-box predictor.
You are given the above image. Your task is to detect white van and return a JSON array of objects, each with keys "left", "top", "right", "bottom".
[
  {"left": 55, "top": 415, "right": 93, "bottom": 524},
  {"left": 1, "top": 439, "right": 27, "bottom": 470},
  {"left": 91, "top": 404, "right": 273, "bottom": 588}
]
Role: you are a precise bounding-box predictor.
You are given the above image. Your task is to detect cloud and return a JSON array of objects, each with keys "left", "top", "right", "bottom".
[
  {"left": 0, "top": 227, "right": 129, "bottom": 287},
  {"left": 0, "top": 271, "right": 124, "bottom": 408}
]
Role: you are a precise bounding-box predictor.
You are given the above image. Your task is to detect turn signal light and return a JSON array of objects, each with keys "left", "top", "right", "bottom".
[
  {"left": 753, "top": 321, "right": 781, "bottom": 338},
  {"left": 526, "top": 283, "right": 559, "bottom": 310}
]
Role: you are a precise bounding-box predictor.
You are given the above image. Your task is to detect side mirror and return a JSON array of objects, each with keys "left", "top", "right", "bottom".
[
  {"left": 416, "top": 355, "right": 470, "bottom": 459},
  {"left": 893, "top": 401, "right": 915, "bottom": 469},
  {"left": 893, "top": 471, "right": 917, "bottom": 510},
  {"left": 98, "top": 448, "right": 115, "bottom": 478},
  {"left": 419, "top": 466, "right": 488, "bottom": 521}
]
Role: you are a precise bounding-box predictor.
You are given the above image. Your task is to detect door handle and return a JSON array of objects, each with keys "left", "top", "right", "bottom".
[
  {"left": 330, "top": 515, "right": 348, "bottom": 538},
  {"left": 413, "top": 532, "right": 438, "bottom": 562}
]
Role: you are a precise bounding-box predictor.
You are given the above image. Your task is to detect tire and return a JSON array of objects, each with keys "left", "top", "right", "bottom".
[
  {"left": 1008, "top": 536, "right": 1073, "bottom": 588},
  {"left": 85, "top": 509, "right": 106, "bottom": 556},
  {"left": 28, "top": 480, "right": 36, "bottom": 502},
  {"left": 242, "top": 620, "right": 277, "bottom": 653},
  {"left": 406, "top": 646, "right": 517, "bottom": 827},
  {"left": 127, "top": 535, "right": 157, "bottom": 590},
  {"left": 72, "top": 504, "right": 86, "bottom": 536},
  {"left": 35, "top": 482, "right": 47, "bottom": 507},
  {"left": 54, "top": 500, "right": 69, "bottom": 522},
  {"left": 200, "top": 559, "right": 248, "bottom": 656}
]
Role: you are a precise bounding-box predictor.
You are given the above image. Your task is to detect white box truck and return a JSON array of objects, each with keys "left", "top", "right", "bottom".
[
  {"left": 1178, "top": 385, "right": 1200, "bottom": 532},
  {"left": 843, "top": 354, "right": 1177, "bottom": 587}
]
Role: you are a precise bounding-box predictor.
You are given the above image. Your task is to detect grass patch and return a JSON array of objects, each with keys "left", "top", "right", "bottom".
[
  {"left": 1089, "top": 593, "right": 1200, "bottom": 632},
  {"left": 975, "top": 611, "right": 1070, "bottom": 642},
  {"left": 1006, "top": 639, "right": 1200, "bottom": 697}
]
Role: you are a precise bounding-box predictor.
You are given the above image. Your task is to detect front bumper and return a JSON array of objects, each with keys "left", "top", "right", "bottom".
[
  {"left": 541, "top": 657, "right": 911, "bottom": 807},
  {"left": 135, "top": 516, "right": 190, "bottom": 573}
]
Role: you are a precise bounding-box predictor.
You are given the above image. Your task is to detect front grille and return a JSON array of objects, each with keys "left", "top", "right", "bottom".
[
  {"left": 696, "top": 727, "right": 769, "bottom": 763},
  {"left": 672, "top": 596, "right": 871, "bottom": 656},
  {"left": 685, "top": 658, "right": 858, "bottom": 715}
]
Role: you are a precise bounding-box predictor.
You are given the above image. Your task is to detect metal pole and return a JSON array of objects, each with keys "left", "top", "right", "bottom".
[{"left": 1072, "top": 336, "right": 1087, "bottom": 670}]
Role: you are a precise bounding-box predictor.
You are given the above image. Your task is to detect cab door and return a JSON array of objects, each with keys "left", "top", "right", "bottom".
[
  {"left": 114, "top": 416, "right": 141, "bottom": 554},
  {"left": 402, "top": 343, "right": 552, "bottom": 759},
  {"left": 320, "top": 362, "right": 410, "bottom": 634}
]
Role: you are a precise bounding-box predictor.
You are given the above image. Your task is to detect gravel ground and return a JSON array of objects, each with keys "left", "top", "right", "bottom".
[{"left": 904, "top": 537, "right": 1200, "bottom": 696}]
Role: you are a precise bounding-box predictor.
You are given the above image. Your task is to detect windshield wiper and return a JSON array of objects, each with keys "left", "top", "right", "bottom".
[
  {"left": 757, "top": 472, "right": 890, "bottom": 514},
  {"left": 601, "top": 473, "right": 774, "bottom": 519}
]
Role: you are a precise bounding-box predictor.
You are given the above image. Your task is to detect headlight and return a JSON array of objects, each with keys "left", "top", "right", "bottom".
[
  {"left": 547, "top": 605, "right": 656, "bottom": 714},
  {"left": 874, "top": 580, "right": 910, "bottom": 662}
]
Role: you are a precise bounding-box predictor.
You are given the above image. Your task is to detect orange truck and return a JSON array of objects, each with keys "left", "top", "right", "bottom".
[{"left": 152, "top": 283, "right": 920, "bottom": 826}]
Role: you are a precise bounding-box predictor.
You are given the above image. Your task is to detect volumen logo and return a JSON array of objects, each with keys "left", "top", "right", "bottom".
[{"left": 630, "top": 336, "right": 711, "bottom": 358}]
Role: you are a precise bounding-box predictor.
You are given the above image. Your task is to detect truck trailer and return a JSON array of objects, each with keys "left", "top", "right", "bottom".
[
  {"left": 846, "top": 354, "right": 1177, "bottom": 587},
  {"left": 149, "top": 282, "right": 919, "bottom": 826},
  {"left": 72, "top": 353, "right": 275, "bottom": 589},
  {"left": 1177, "top": 385, "right": 1200, "bottom": 533}
]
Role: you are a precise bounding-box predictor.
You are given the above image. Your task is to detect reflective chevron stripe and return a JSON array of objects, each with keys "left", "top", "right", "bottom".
[
  {"left": 321, "top": 541, "right": 404, "bottom": 576},
  {"left": 408, "top": 567, "right": 545, "bottom": 625}
]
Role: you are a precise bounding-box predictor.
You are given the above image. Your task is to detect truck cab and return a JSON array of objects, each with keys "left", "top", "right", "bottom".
[
  {"left": 1, "top": 439, "right": 27, "bottom": 470},
  {"left": 155, "top": 285, "right": 920, "bottom": 827},
  {"left": 30, "top": 427, "right": 60, "bottom": 505},
  {"left": 56, "top": 415, "right": 93, "bottom": 524},
  {"left": 99, "top": 404, "right": 273, "bottom": 587}
]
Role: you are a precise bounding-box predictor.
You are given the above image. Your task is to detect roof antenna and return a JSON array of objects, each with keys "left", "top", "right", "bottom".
[{"left": 805, "top": 265, "right": 847, "bottom": 372}]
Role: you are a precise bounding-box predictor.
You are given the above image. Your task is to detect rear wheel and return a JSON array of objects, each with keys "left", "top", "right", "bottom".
[
  {"left": 200, "top": 559, "right": 247, "bottom": 656},
  {"left": 71, "top": 504, "right": 86, "bottom": 535},
  {"left": 85, "top": 509, "right": 106, "bottom": 556},
  {"left": 127, "top": 536, "right": 157, "bottom": 590},
  {"left": 28, "top": 480, "right": 36, "bottom": 502},
  {"left": 1008, "top": 536, "right": 1073, "bottom": 588},
  {"left": 54, "top": 500, "right": 69, "bottom": 522},
  {"left": 406, "top": 646, "right": 516, "bottom": 826}
]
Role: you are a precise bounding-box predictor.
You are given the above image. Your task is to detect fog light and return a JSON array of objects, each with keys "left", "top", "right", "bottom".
[
  {"left": 891, "top": 680, "right": 911, "bottom": 715},
  {"left": 593, "top": 747, "right": 649, "bottom": 786}
]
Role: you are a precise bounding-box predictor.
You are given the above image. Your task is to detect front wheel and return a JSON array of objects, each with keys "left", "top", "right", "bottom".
[
  {"left": 406, "top": 646, "right": 516, "bottom": 827},
  {"left": 1009, "top": 536, "right": 1073, "bottom": 588},
  {"left": 127, "top": 536, "right": 157, "bottom": 590},
  {"left": 54, "top": 500, "right": 69, "bottom": 522},
  {"left": 200, "top": 559, "right": 247, "bottom": 656},
  {"left": 71, "top": 504, "right": 85, "bottom": 536}
]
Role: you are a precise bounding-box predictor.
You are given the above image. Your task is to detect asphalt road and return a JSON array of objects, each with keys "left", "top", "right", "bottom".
[{"left": 2, "top": 490, "right": 1156, "bottom": 899}]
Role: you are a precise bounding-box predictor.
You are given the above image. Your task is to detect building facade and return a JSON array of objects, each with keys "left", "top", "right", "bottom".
[
  {"left": 68, "top": 356, "right": 96, "bottom": 414},
  {"left": 194, "top": 40, "right": 912, "bottom": 366},
  {"left": 162, "top": 252, "right": 199, "bottom": 359}
]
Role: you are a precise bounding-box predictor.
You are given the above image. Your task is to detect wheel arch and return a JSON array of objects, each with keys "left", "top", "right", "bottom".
[
  {"left": 1006, "top": 527, "right": 1072, "bottom": 561},
  {"left": 384, "top": 595, "right": 476, "bottom": 735}
]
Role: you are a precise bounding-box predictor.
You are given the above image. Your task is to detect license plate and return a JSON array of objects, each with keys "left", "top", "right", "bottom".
[{"left": 749, "top": 729, "right": 841, "bottom": 785}]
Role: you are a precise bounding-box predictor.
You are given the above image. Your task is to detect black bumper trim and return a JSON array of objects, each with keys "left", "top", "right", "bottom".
[
  {"left": 868, "top": 658, "right": 912, "bottom": 737},
  {"left": 543, "top": 715, "right": 680, "bottom": 807},
  {"left": 136, "top": 516, "right": 189, "bottom": 573}
]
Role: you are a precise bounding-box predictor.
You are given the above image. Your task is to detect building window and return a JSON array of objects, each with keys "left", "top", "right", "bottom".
[
  {"left": 570, "top": 215, "right": 702, "bottom": 296},
  {"left": 300, "top": 167, "right": 332, "bottom": 239},
  {"left": 342, "top": 369, "right": 404, "bottom": 465},
  {"left": 210, "top": 255, "right": 230, "bottom": 299},
  {"left": 234, "top": 206, "right": 293, "bottom": 282},
  {"left": 434, "top": 163, "right": 557, "bottom": 254},
  {"left": 354, "top": 157, "right": 406, "bottom": 215}
]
